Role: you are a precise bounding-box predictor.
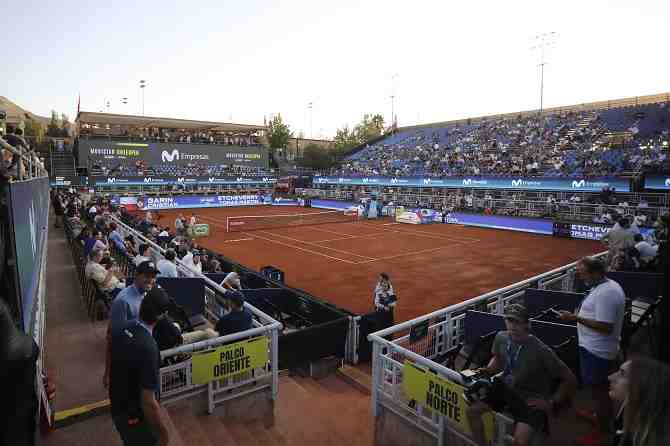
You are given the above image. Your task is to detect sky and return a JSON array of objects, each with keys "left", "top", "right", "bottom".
[{"left": 2, "top": 0, "right": 669, "bottom": 139}]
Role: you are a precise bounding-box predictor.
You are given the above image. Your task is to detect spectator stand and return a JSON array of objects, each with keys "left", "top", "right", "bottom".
[
  {"left": 365, "top": 252, "right": 611, "bottom": 446},
  {"left": 108, "top": 216, "right": 282, "bottom": 414}
]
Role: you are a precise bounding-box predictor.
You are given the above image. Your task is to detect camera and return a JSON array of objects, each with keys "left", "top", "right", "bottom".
[
  {"left": 462, "top": 372, "right": 504, "bottom": 405},
  {"left": 0, "top": 110, "right": 6, "bottom": 121}
]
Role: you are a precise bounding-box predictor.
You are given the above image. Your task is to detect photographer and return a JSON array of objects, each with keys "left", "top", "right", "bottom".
[{"left": 466, "top": 304, "right": 577, "bottom": 446}]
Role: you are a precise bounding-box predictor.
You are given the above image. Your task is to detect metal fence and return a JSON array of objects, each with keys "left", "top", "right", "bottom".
[
  {"left": 367, "top": 252, "right": 606, "bottom": 445},
  {"left": 111, "top": 217, "right": 282, "bottom": 412}
]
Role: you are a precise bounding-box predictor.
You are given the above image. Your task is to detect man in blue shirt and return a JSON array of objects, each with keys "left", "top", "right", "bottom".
[
  {"left": 215, "top": 291, "right": 253, "bottom": 336},
  {"left": 109, "top": 288, "right": 171, "bottom": 446},
  {"left": 104, "top": 261, "right": 159, "bottom": 388},
  {"left": 108, "top": 223, "right": 126, "bottom": 253}
]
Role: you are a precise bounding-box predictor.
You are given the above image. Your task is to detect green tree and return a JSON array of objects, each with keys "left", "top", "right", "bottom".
[
  {"left": 47, "top": 110, "right": 60, "bottom": 137},
  {"left": 23, "top": 119, "right": 45, "bottom": 143},
  {"left": 353, "top": 113, "right": 385, "bottom": 143},
  {"left": 333, "top": 125, "right": 358, "bottom": 154},
  {"left": 299, "top": 143, "right": 334, "bottom": 170},
  {"left": 267, "top": 114, "right": 292, "bottom": 150}
]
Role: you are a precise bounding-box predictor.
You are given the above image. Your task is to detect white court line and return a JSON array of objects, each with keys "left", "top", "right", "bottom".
[
  {"left": 259, "top": 230, "right": 377, "bottom": 260},
  {"left": 310, "top": 220, "right": 480, "bottom": 244},
  {"left": 314, "top": 232, "right": 390, "bottom": 243},
  {"left": 355, "top": 246, "right": 447, "bottom": 263},
  {"left": 223, "top": 237, "right": 254, "bottom": 243},
  {"left": 198, "top": 215, "right": 359, "bottom": 265},
  {"left": 382, "top": 223, "right": 400, "bottom": 226},
  {"left": 370, "top": 224, "right": 481, "bottom": 244},
  {"left": 242, "top": 231, "right": 359, "bottom": 265}
]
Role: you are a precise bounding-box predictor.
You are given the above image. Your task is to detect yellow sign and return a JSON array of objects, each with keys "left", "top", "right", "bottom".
[
  {"left": 403, "top": 361, "right": 494, "bottom": 439},
  {"left": 191, "top": 336, "right": 268, "bottom": 385}
]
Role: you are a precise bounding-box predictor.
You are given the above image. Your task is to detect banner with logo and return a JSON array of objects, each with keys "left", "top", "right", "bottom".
[
  {"left": 191, "top": 336, "right": 268, "bottom": 384},
  {"left": 50, "top": 175, "right": 84, "bottom": 187},
  {"left": 91, "top": 175, "right": 276, "bottom": 186},
  {"left": 644, "top": 174, "right": 670, "bottom": 190},
  {"left": 445, "top": 212, "right": 554, "bottom": 235},
  {"left": 77, "top": 140, "right": 269, "bottom": 169},
  {"left": 553, "top": 221, "right": 656, "bottom": 241},
  {"left": 8, "top": 177, "right": 50, "bottom": 332},
  {"left": 313, "top": 175, "right": 630, "bottom": 192},
  {"left": 133, "top": 194, "right": 273, "bottom": 210},
  {"left": 403, "top": 361, "right": 493, "bottom": 440}
]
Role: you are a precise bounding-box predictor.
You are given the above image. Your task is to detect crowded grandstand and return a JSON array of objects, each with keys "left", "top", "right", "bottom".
[{"left": 2, "top": 3, "right": 670, "bottom": 441}]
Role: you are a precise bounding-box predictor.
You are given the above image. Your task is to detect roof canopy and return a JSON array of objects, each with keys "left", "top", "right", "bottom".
[{"left": 76, "top": 111, "right": 265, "bottom": 132}]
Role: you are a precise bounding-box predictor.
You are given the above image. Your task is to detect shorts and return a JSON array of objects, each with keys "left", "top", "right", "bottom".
[
  {"left": 486, "top": 379, "right": 549, "bottom": 434},
  {"left": 112, "top": 414, "right": 158, "bottom": 446},
  {"left": 579, "top": 347, "right": 616, "bottom": 386}
]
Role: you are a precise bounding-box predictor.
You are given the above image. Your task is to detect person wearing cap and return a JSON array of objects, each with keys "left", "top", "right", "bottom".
[
  {"left": 104, "top": 260, "right": 159, "bottom": 389},
  {"left": 109, "top": 288, "right": 170, "bottom": 446},
  {"left": 559, "top": 256, "right": 625, "bottom": 446},
  {"left": 215, "top": 291, "right": 252, "bottom": 337},
  {"left": 467, "top": 303, "right": 577, "bottom": 446}
]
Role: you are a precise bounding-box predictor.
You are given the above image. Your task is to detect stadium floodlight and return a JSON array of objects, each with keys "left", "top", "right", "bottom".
[
  {"left": 391, "top": 73, "right": 398, "bottom": 128},
  {"left": 139, "top": 80, "right": 147, "bottom": 116},
  {"left": 308, "top": 102, "right": 313, "bottom": 139},
  {"left": 531, "top": 32, "right": 557, "bottom": 114}
]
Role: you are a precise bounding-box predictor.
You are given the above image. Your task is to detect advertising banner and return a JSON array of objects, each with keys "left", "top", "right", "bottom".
[
  {"left": 8, "top": 177, "right": 50, "bottom": 331},
  {"left": 50, "top": 175, "right": 84, "bottom": 187},
  {"left": 553, "top": 221, "right": 656, "bottom": 241},
  {"left": 313, "top": 175, "right": 630, "bottom": 192},
  {"left": 78, "top": 139, "right": 269, "bottom": 169},
  {"left": 445, "top": 212, "right": 554, "bottom": 235},
  {"left": 191, "top": 336, "right": 268, "bottom": 384},
  {"left": 91, "top": 175, "right": 276, "bottom": 186},
  {"left": 644, "top": 174, "right": 670, "bottom": 190},
  {"left": 403, "top": 361, "right": 493, "bottom": 439},
  {"left": 135, "top": 194, "right": 272, "bottom": 210}
]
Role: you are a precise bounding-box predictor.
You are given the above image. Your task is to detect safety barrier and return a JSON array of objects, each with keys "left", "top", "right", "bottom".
[
  {"left": 110, "top": 217, "right": 282, "bottom": 412},
  {"left": 367, "top": 252, "right": 607, "bottom": 445}
]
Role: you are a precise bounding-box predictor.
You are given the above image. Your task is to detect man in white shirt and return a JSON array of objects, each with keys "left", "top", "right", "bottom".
[
  {"left": 85, "top": 249, "right": 125, "bottom": 296},
  {"left": 220, "top": 270, "right": 242, "bottom": 291},
  {"left": 157, "top": 249, "right": 178, "bottom": 278},
  {"left": 634, "top": 234, "right": 658, "bottom": 263},
  {"left": 559, "top": 256, "right": 625, "bottom": 443}
]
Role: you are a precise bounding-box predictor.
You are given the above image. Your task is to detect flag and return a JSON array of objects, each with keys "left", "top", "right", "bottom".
[{"left": 77, "top": 94, "right": 80, "bottom": 115}]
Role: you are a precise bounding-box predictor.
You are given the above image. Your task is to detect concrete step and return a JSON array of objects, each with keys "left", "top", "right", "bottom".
[{"left": 337, "top": 365, "right": 372, "bottom": 395}]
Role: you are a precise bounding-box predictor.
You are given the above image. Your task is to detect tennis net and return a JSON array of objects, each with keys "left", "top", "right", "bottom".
[{"left": 226, "top": 209, "right": 358, "bottom": 232}]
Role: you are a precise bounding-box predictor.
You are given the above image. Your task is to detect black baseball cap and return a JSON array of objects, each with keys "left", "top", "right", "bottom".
[
  {"left": 227, "top": 290, "right": 245, "bottom": 306},
  {"left": 140, "top": 287, "right": 172, "bottom": 323},
  {"left": 136, "top": 260, "right": 159, "bottom": 275},
  {"left": 504, "top": 304, "right": 529, "bottom": 323}
]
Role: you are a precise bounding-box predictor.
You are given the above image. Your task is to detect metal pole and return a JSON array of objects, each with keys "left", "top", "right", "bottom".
[{"left": 540, "top": 61, "right": 545, "bottom": 113}]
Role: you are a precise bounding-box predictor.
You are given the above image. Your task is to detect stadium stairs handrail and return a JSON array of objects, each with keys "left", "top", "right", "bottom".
[{"left": 1, "top": 136, "right": 49, "bottom": 179}]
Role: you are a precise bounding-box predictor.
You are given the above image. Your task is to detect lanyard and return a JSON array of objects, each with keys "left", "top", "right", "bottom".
[{"left": 503, "top": 340, "right": 523, "bottom": 377}]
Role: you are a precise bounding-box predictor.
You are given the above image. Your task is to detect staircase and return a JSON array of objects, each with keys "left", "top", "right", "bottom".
[
  {"left": 50, "top": 147, "right": 77, "bottom": 178},
  {"left": 163, "top": 373, "right": 373, "bottom": 446}
]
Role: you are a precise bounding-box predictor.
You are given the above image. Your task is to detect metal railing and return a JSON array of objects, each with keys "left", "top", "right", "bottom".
[
  {"left": 110, "top": 216, "right": 282, "bottom": 412},
  {"left": 1, "top": 136, "right": 49, "bottom": 180},
  {"left": 367, "top": 252, "right": 607, "bottom": 445}
]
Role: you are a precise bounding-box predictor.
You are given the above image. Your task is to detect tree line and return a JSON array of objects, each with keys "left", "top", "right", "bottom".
[{"left": 265, "top": 113, "right": 387, "bottom": 170}]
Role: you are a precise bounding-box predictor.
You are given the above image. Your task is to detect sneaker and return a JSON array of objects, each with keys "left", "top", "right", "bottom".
[
  {"left": 575, "top": 430, "right": 605, "bottom": 446},
  {"left": 575, "top": 408, "right": 598, "bottom": 425}
]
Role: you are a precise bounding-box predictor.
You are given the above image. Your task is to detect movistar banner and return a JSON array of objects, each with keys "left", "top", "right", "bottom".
[
  {"left": 77, "top": 139, "right": 268, "bottom": 169},
  {"left": 644, "top": 174, "right": 670, "bottom": 190},
  {"left": 313, "top": 175, "right": 630, "bottom": 192},
  {"left": 91, "top": 175, "right": 276, "bottom": 186}
]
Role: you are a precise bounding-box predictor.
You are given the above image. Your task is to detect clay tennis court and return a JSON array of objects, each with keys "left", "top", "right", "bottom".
[{"left": 158, "top": 206, "right": 602, "bottom": 322}]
